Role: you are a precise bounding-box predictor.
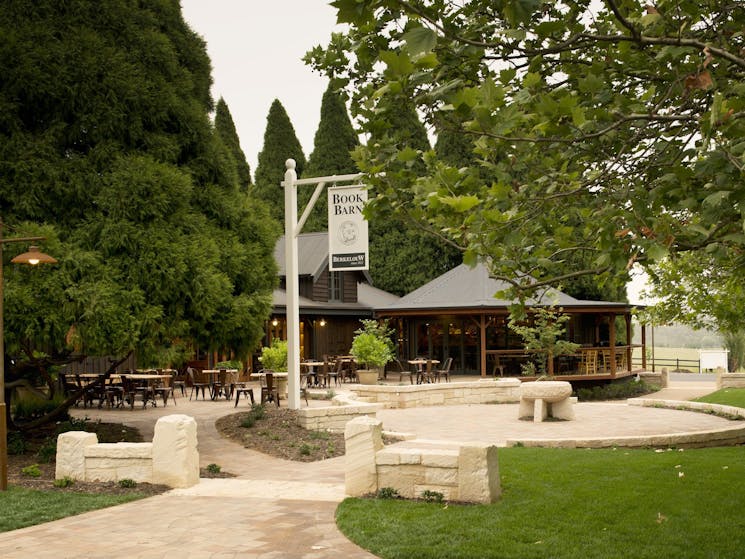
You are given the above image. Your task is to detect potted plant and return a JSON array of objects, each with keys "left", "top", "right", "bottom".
[
  {"left": 350, "top": 319, "right": 395, "bottom": 384},
  {"left": 259, "top": 339, "right": 288, "bottom": 394}
]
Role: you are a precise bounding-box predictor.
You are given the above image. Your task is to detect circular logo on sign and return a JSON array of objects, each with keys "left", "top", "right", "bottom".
[{"left": 338, "top": 220, "right": 358, "bottom": 246}]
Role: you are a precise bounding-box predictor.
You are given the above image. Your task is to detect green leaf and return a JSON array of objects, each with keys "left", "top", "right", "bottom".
[
  {"left": 402, "top": 26, "right": 437, "bottom": 55},
  {"left": 524, "top": 72, "right": 542, "bottom": 89},
  {"left": 380, "top": 51, "right": 414, "bottom": 78},
  {"left": 645, "top": 243, "right": 669, "bottom": 262},
  {"left": 396, "top": 147, "right": 419, "bottom": 162},
  {"left": 502, "top": 0, "right": 541, "bottom": 26},
  {"left": 440, "top": 195, "right": 481, "bottom": 212},
  {"left": 463, "top": 249, "right": 478, "bottom": 267},
  {"left": 703, "top": 190, "right": 730, "bottom": 208}
]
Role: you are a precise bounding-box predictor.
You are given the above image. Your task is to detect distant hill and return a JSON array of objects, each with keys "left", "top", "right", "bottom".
[{"left": 633, "top": 323, "right": 722, "bottom": 348}]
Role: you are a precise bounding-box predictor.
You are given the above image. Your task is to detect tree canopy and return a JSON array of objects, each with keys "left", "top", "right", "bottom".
[
  {"left": 0, "top": 0, "right": 278, "bottom": 415},
  {"left": 253, "top": 99, "right": 306, "bottom": 223},
  {"left": 299, "top": 82, "right": 359, "bottom": 232},
  {"left": 215, "top": 97, "right": 252, "bottom": 189},
  {"left": 306, "top": 0, "right": 745, "bottom": 319}
]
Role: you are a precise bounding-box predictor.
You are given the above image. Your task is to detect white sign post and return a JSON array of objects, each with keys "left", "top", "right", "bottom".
[
  {"left": 328, "top": 185, "right": 369, "bottom": 271},
  {"left": 281, "top": 160, "right": 362, "bottom": 409}
]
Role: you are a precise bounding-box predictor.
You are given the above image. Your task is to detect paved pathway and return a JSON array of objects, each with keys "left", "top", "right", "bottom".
[{"left": 0, "top": 375, "right": 719, "bottom": 558}]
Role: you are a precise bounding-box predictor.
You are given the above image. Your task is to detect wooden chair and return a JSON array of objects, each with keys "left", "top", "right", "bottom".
[
  {"left": 260, "top": 371, "right": 281, "bottom": 407},
  {"left": 187, "top": 367, "right": 210, "bottom": 400},
  {"left": 579, "top": 350, "right": 598, "bottom": 375},
  {"left": 434, "top": 357, "right": 453, "bottom": 382}
]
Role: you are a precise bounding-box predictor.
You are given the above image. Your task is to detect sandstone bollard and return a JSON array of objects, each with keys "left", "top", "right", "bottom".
[
  {"left": 344, "top": 416, "right": 383, "bottom": 496},
  {"left": 56, "top": 431, "right": 98, "bottom": 481},
  {"left": 152, "top": 414, "right": 199, "bottom": 488},
  {"left": 661, "top": 367, "right": 669, "bottom": 388},
  {"left": 458, "top": 443, "right": 500, "bottom": 504}
]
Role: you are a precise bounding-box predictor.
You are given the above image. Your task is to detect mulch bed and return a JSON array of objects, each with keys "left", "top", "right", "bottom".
[
  {"left": 8, "top": 405, "right": 349, "bottom": 496},
  {"left": 215, "top": 406, "right": 346, "bottom": 462},
  {"left": 7, "top": 420, "right": 170, "bottom": 495}
]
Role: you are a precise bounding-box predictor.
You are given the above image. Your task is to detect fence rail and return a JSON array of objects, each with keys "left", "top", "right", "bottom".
[{"left": 631, "top": 357, "right": 701, "bottom": 373}]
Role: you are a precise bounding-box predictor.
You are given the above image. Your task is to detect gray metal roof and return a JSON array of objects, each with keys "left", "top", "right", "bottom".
[
  {"left": 274, "top": 232, "right": 372, "bottom": 284},
  {"left": 272, "top": 282, "right": 399, "bottom": 316},
  {"left": 377, "top": 262, "right": 632, "bottom": 313}
]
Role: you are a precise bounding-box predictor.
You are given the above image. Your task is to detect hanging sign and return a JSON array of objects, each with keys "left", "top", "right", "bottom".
[{"left": 328, "top": 185, "right": 368, "bottom": 271}]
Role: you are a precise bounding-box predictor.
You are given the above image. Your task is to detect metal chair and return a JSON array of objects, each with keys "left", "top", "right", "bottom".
[
  {"left": 434, "top": 357, "right": 453, "bottom": 382},
  {"left": 187, "top": 367, "right": 210, "bottom": 400},
  {"left": 260, "top": 371, "right": 281, "bottom": 407}
]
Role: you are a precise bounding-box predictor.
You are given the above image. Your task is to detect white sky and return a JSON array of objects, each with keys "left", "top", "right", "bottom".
[
  {"left": 179, "top": 1, "right": 655, "bottom": 306},
  {"left": 180, "top": 0, "right": 339, "bottom": 174}
]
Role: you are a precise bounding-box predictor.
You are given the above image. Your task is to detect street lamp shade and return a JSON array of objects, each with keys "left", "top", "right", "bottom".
[{"left": 11, "top": 245, "right": 57, "bottom": 266}]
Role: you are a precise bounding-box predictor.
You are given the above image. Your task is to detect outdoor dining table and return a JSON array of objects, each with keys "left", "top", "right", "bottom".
[
  {"left": 201, "top": 369, "right": 239, "bottom": 399},
  {"left": 77, "top": 373, "right": 171, "bottom": 407},
  {"left": 301, "top": 361, "right": 325, "bottom": 386},
  {"left": 408, "top": 359, "right": 440, "bottom": 383}
]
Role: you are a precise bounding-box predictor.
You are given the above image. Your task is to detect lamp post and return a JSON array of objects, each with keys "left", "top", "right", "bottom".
[{"left": 0, "top": 220, "right": 57, "bottom": 490}]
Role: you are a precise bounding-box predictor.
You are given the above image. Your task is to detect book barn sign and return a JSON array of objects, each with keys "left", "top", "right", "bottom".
[{"left": 328, "top": 185, "right": 369, "bottom": 271}]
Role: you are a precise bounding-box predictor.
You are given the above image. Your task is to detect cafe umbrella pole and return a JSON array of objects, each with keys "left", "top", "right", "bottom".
[{"left": 0, "top": 219, "right": 56, "bottom": 490}]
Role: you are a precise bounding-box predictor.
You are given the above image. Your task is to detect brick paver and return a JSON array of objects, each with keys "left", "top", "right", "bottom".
[{"left": 0, "top": 376, "right": 719, "bottom": 558}]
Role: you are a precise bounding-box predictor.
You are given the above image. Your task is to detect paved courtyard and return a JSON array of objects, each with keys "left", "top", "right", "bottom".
[{"left": 0, "top": 375, "right": 720, "bottom": 558}]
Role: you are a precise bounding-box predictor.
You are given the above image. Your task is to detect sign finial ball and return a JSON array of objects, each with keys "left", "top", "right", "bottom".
[{"left": 285, "top": 159, "right": 296, "bottom": 170}]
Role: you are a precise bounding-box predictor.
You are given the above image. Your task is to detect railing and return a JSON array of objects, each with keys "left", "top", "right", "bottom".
[{"left": 631, "top": 357, "right": 701, "bottom": 373}]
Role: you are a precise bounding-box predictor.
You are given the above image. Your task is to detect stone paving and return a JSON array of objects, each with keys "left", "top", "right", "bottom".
[{"left": 0, "top": 376, "right": 720, "bottom": 558}]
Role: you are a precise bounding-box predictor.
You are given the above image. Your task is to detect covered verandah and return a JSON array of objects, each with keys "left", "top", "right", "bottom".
[{"left": 375, "top": 263, "right": 647, "bottom": 379}]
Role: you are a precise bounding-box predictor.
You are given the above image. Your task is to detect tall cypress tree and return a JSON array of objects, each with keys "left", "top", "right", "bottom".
[
  {"left": 299, "top": 83, "right": 359, "bottom": 232},
  {"left": 253, "top": 99, "right": 306, "bottom": 223},
  {"left": 0, "top": 0, "right": 278, "bottom": 417},
  {"left": 215, "top": 97, "right": 252, "bottom": 189},
  {"left": 368, "top": 102, "right": 462, "bottom": 294}
]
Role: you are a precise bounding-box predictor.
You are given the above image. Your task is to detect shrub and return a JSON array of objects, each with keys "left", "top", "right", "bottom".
[
  {"left": 21, "top": 464, "right": 42, "bottom": 477},
  {"left": 350, "top": 320, "right": 395, "bottom": 369},
  {"left": 241, "top": 415, "right": 256, "bottom": 428},
  {"left": 206, "top": 463, "right": 221, "bottom": 474},
  {"left": 118, "top": 478, "right": 137, "bottom": 488},
  {"left": 7, "top": 432, "right": 27, "bottom": 455},
  {"left": 259, "top": 340, "right": 288, "bottom": 371},
  {"left": 12, "top": 393, "right": 66, "bottom": 421},
  {"left": 251, "top": 404, "right": 266, "bottom": 420},
  {"left": 574, "top": 379, "right": 659, "bottom": 401},
  {"left": 376, "top": 487, "right": 400, "bottom": 499},
  {"left": 53, "top": 477, "right": 74, "bottom": 488},
  {"left": 36, "top": 439, "right": 57, "bottom": 463},
  {"left": 299, "top": 443, "right": 312, "bottom": 456},
  {"left": 216, "top": 359, "right": 243, "bottom": 371},
  {"left": 421, "top": 489, "right": 444, "bottom": 503}
]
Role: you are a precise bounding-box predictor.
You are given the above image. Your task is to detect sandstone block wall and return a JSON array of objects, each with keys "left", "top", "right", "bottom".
[
  {"left": 351, "top": 379, "right": 521, "bottom": 409},
  {"left": 298, "top": 400, "right": 383, "bottom": 432},
  {"left": 345, "top": 417, "right": 500, "bottom": 504},
  {"left": 717, "top": 371, "right": 745, "bottom": 389},
  {"left": 55, "top": 414, "right": 199, "bottom": 488}
]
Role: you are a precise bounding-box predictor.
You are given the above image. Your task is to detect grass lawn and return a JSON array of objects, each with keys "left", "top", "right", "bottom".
[
  {"left": 337, "top": 446, "right": 745, "bottom": 559},
  {"left": 0, "top": 486, "right": 150, "bottom": 532},
  {"left": 695, "top": 388, "right": 745, "bottom": 409}
]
